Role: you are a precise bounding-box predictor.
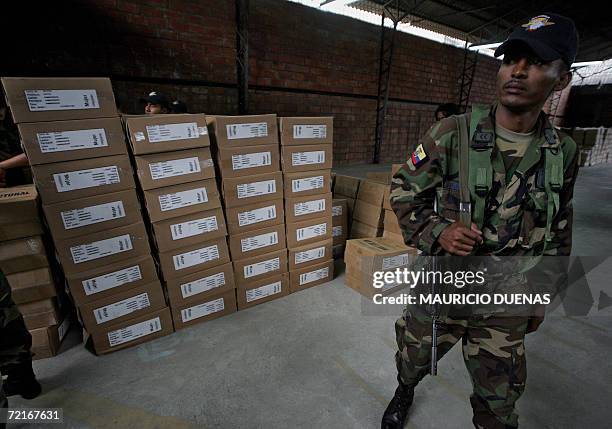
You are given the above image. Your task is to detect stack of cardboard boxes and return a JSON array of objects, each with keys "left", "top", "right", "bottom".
[
  {"left": 2, "top": 77, "right": 173, "bottom": 354},
  {"left": 381, "top": 165, "right": 406, "bottom": 245},
  {"left": 332, "top": 175, "right": 359, "bottom": 232},
  {"left": 331, "top": 198, "right": 348, "bottom": 258},
  {"left": 0, "top": 185, "right": 69, "bottom": 359},
  {"left": 351, "top": 180, "right": 387, "bottom": 238},
  {"left": 123, "top": 114, "right": 234, "bottom": 329},
  {"left": 279, "top": 117, "right": 334, "bottom": 292}
]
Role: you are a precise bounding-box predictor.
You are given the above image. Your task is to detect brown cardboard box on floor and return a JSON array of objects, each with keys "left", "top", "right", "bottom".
[
  {"left": 283, "top": 170, "right": 332, "bottom": 198},
  {"left": 357, "top": 180, "right": 388, "bottom": 207},
  {"left": 236, "top": 272, "right": 290, "bottom": 310},
  {"left": 134, "top": 148, "right": 215, "bottom": 190},
  {"left": 353, "top": 200, "right": 384, "bottom": 228},
  {"left": 225, "top": 199, "right": 284, "bottom": 235},
  {"left": 221, "top": 172, "right": 283, "bottom": 208},
  {"left": 158, "top": 236, "right": 230, "bottom": 280},
  {"left": 289, "top": 259, "right": 334, "bottom": 293},
  {"left": 383, "top": 209, "right": 402, "bottom": 234},
  {"left": 350, "top": 220, "right": 382, "bottom": 239},
  {"left": 278, "top": 117, "right": 333, "bottom": 146},
  {"left": 65, "top": 254, "right": 158, "bottom": 306},
  {"left": 20, "top": 298, "right": 62, "bottom": 330},
  {"left": 170, "top": 289, "right": 237, "bottom": 330},
  {"left": 333, "top": 175, "right": 360, "bottom": 199},
  {"left": 43, "top": 189, "right": 142, "bottom": 240},
  {"left": 206, "top": 114, "right": 278, "bottom": 148},
  {"left": 123, "top": 113, "right": 210, "bottom": 155},
  {"left": 233, "top": 248, "right": 288, "bottom": 286},
  {"left": 281, "top": 144, "right": 332, "bottom": 173},
  {"left": 286, "top": 216, "right": 332, "bottom": 248},
  {"left": 151, "top": 207, "right": 227, "bottom": 252},
  {"left": 288, "top": 239, "right": 333, "bottom": 271},
  {"left": 54, "top": 222, "right": 150, "bottom": 276},
  {"left": 6, "top": 267, "right": 56, "bottom": 304},
  {"left": 78, "top": 281, "right": 166, "bottom": 333},
  {"left": 30, "top": 316, "right": 70, "bottom": 360},
  {"left": 88, "top": 307, "right": 173, "bottom": 355},
  {"left": 228, "top": 224, "right": 286, "bottom": 261},
  {"left": 165, "top": 262, "right": 235, "bottom": 309},
  {"left": 0, "top": 236, "right": 49, "bottom": 274},
  {"left": 31, "top": 155, "right": 135, "bottom": 205},
  {"left": 18, "top": 117, "right": 127, "bottom": 165},
  {"left": 0, "top": 186, "right": 43, "bottom": 242},
  {"left": 1, "top": 77, "right": 118, "bottom": 123},
  {"left": 143, "top": 179, "right": 221, "bottom": 222},
  {"left": 344, "top": 237, "right": 417, "bottom": 276},
  {"left": 284, "top": 193, "right": 332, "bottom": 223},
  {"left": 216, "top": 144, "right": 280, "bottom": 178}
]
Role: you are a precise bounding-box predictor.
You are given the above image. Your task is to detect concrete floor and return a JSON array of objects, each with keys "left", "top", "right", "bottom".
[{"left": 10, "top": 164, "right": 612, "bottom": 429}]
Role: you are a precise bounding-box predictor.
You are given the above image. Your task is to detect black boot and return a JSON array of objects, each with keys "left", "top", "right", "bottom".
[
  {"left": 2, "top": 363, "right": 41, "bottom": 400},
  {"left": 381, "top": 380, "right": 414, "bottom": 429}
]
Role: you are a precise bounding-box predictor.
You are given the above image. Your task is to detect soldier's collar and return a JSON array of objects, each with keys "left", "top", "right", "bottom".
[{"left": 488, "top": 104, "right": 560, "bottom": 149}]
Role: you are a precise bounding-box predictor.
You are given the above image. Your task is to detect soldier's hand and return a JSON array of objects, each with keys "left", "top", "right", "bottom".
[{"left": 438, "top": 222, "right": 483, "bottom": 256}]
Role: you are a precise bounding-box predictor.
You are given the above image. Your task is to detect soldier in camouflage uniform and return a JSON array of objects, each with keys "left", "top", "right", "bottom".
[
  {"left": 0, "top": 101, "right": 29, "bottom": 187},
  {"left": 382, "top": 13, "right": 579, "bottom": 429}
]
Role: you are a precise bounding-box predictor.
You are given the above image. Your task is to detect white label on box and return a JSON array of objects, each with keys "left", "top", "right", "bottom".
[
  {"left": 159, "top": 187, "right": 208, "bottom": 212},
  {"left": 296, "top": 222, "right": 327, "bottom": 242},
  {"left": 58, "top": 317, "right": 70, "bottom": 341},
  {"left": 25, "top": 89, "right": 99, "bottom": 111},
  {"left": 173, "top": 244, "right": 220, "bottom": 270},
  {"left": 149, "top": 156, "right": 201, "bottom": 180},
  {"left": 198, "top": 126, "right": 208, "bottom": 136},
  {"left": 53, "top": 165, "right": 120, "bottom": 193},
  {"left": 238, "top": 204, "right": 277, "bottom": 227},
  {"left": 291, "top": 151, "right": 325, "bottom": 166},
  {"left": 93, "top": 292, "right": 151, "bottom": 324},
  {"left": 291, "top": 175, "right": 324, "bottom": 193},
  {"left": 37, "top": 128, "right": 108, "bottom": 153},
  {"left": 170, "top": 215, "right": 218, "bottom": 240},
  {"left": 70, "top": 234, "right": 133, "bottom": 264},
  {"left": 332, "top": 225, "right": 343, "bottom": 237},
  {"left": 243, "top": 257, "right": 280, "bottom": 278},
  {"left": 134, "top": 132, "right": 145, "bottom": 142},
  {"left": 180, "top": 272, "right": 226, "bottom": 299},
  {"left": 332, "top": 205, "right": 343, "bottom": 217},
  {"left": 246, "top": 281, "right": 282, "bottom": 303},
  {"left": 231, "top": 151, "right": 272, "bottom": 170},
  {"left": 145, "top": 122, "right": 199, "bottom": 143},
  {"left": 294, "top": 198, "right": 325, "bottom": 217},
  {"left": 240, "top": 231, "right": 278, "bottom": 253},
  {"left": 293, "top": 124, "right": 327, "bottom": 139},
  {"left": 181, "top": 297, "right": 225, "bottom": 323},
  {"left": 382, "top": 254, "right": 411, "bottom": 270},
  {"left": 61, "top": 200, "right": 125, "bottom": 230},
  {"left": 295, "top": 246, "right": 326, "bottom": 264},
  {"left": 237, "top": 179, "right": 276, "bottom": 199},
  {"left": 82, "top": 264, "right": 142, "bottom": 296},
  {"left": 107, "top": 316, "right": 162, "bottom": 347},
  {"left": 226, "top": 122, "right": 268, "bottom": 140},
  {"left": 300, "top": 267, "right": 330, "bottom": 285}
]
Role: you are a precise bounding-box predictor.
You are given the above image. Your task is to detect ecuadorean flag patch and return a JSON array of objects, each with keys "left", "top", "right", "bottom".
[{"left": 411, "top": 144, "right": 428, "bottom": 167}]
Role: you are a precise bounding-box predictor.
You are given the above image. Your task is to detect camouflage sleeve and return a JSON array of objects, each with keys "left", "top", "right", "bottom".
[
  {"left": 390, "top": 119, "right": 455, "bottom": 254},
  {"left": 544, "top": 136, "right": 579, "bottom": 256}
]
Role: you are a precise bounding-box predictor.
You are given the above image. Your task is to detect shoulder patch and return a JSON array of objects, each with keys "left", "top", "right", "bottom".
[{"left": 411, "top": 143, "right": 428, "bottom": 167}]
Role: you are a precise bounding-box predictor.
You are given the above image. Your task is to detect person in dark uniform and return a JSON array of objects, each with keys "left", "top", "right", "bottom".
[{"left": 170, "top": 100, "right": 188, "bottom": 114}]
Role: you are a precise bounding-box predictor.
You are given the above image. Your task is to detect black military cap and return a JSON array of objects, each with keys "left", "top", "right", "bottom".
[{"left": 141, "top": 91, "right": 170, "bottom": 108}]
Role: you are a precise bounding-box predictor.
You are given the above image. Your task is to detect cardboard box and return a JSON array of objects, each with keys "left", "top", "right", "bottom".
[
  {"left": 281, "top": 144, "right": 333, "bottom": 173},
  {"left": 1, "top": 77, "right": 117, "bottom": 123},
  {"left": 171, "top": 289, "right": 237, "bottom": 330},
  {"left": 286, "top": 216, "right": 332, "bottom": 248},
  {"left": 65, "top": 254, "right": 159, "bottom": 306},
  {"left": 54, "top": 222, "right": 151, "bottom": 276},
  {"left": 18, "top": 297, "right": 56, "bottom": 316},
  {"left": 43, "top": 189, "right": 142, "bottom": 240},
  {"left": 332, "top": 244, "right": 345, "bottom": 259},
  {"left": 135, "top": 148, "right": 215, "bottom": 190},
  {"left": 0, "top": 185, "right": 43, "bottom": 242},
  {"left": 143, "top": 179, "right": 221, "bottom": 222},
  {"left": 225, "top": 199, "right": 284, "bottom": 235},
  {"left": 333, "top": 175, "right": 360, "bottom": 199},
  {"left": 158, "top": 236, "right": 230, "bottom": 280},
  {"left": 288, "top": 239, "right": 332, "bottom": 271},
  {"left": 18, "top": 117, "right": 127, "bottom": 165},
  {"left": 236, "top": 273, "right": 290, "bottom": 310},
  {"left": 383, "top": 187, "right": 392, "bottom": 211},
  {"left": 165, "top": 262, "right": 235, "bottom": 308},
  {"left": 30, "top": 316, "right": 70, "bottom": 360},
  {"left": 6, "top": 267, "right": 56, "bottom": 304},
  {"left": 384, "top": 209, "right": 401, "bottom": 234},
  {"left": 383, "top": 229, "right": 407, "bottom": 246},
  {"left": 206, "top": 114, "right": 278, "bottom": 148},
  {"left": 0, "top": 220, "right": 43, "bottom": 243},
  {"left": 88, "top": 307, "right": 173, "bottom": 355},
  {"left": 221, "top": 172, "right": 283, "bottom": 208},
  {"left": 216, "top": 144, "right": 280, "bottom": 178},
  {"left": 366, "top": 171, "right": 391, "bottom": 184},
  {"left": 279, "top": 117, "right": 333, "bottom": 145},
  {"left": 31, "top": 155, "right": 135, "bottom": 205},
  {"left": 233, "top": 248, "right": 288, "bottom": 286},
  {"left": 284, "top": 193, "right": 332, "bottom": 223},
  {"left": 0, "top": 236, "right": 49, "bottom": 274},
  {"left": 332, "top": 224, "right": 347, "bottom": 246},
  {"left": 344, "top": 238, "right": 417, "bottom": 275},
  {"left": 357, "top": 180, "right": 388, "bottom": 207},
  {"left": 123, "top": 113, "right": 210, "bottom": 155},
  {"left": 289, "top": 259, "right": 334, "bottom": 293},
  {"left": 78, "top": 281, "right": 166, "bottom": 333},
  {"left": 20, "top": 298, "right": 61, "bottom": 330},
  {"left": 151, "top": 207, "right": 227, "bottom": 252},
  {"left": 228, "top": 224, "right": 286, "bottom": 261},
  {"left": 350, "top": 220, "right": 382, "bottom": 239},
  {"left": 283, "top": 170, "right": 332, "bottom": 198},
  {"left": 332, "top": 198, "right": 348, "bottom": 223},
  {"left": 353, "top": 200, "right": 384, "bottom": 228}
]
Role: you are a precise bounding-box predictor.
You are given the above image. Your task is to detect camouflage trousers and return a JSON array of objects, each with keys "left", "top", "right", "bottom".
[{"left": 395, "top": 307, "right": 528, "bottom": 429}]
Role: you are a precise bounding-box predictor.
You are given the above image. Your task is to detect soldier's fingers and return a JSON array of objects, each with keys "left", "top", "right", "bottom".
[
  {"left": 470, "top": 223, "right": 483, "bottom": 235},
  {"left": 455, "top": 235, "right": 476, "bottom": 247},
  {"left": 451, "top": 241, "right": 474, "bottom": 252},
  {"left": 463, "top": 229, "right": 483, "bottom": 243}
]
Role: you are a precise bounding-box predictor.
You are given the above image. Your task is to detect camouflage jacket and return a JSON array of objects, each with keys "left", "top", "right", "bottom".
[{"left": 390, "top": 105, "right": 579, "bottom": 258}]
